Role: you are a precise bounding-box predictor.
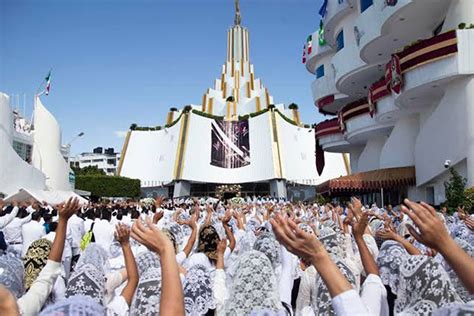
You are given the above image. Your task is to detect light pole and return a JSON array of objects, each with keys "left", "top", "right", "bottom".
[{"left": 63, "top": 132, "right": 85, "bottom": 163}]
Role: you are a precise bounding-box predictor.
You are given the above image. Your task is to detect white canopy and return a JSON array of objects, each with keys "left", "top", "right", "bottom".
[{"left": 5, "top": 188, "right": 88, "bottom": 206}]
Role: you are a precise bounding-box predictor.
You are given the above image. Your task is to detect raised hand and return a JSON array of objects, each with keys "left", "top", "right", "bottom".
[
  {"left": 217, "top": 238, "right": 227, "bottom": 256},
  {"left": 221, "top": 209, "right": 232, "bottom": 225},
  {"left": 350, "top": 197, "right": 363, "bottom": 219},
  {"left": 154, "top": 196, "right": 165, "bottom": 209},
  {"left": 178, "top": 213, "right": 198, "bottom": 229},
  {"left": 153, "top": 210, "right": 164, "bottom": 224},
  {"left": 464, "top": 217, "right": 474, "bottom": 231},
  {"left": 57, "top": 197, "right": 80, "bottom": 221},
  {"left": 376, "top": 228, "right": 399, "bottom": 241},
  {"left": 131, "top": 217, "right": 174, "bottom": 255},
  {"left": 351, "top": 212, "right": 369, "bottom": 238},
  {"left": 115, "top": 223, "right": 131, "bottom": 245},
  {"left": 401, "top": 199, "right": 450, "bottom": 251},
  {"left": 270, "top": 214, "right": 325, "bottom": 262}
]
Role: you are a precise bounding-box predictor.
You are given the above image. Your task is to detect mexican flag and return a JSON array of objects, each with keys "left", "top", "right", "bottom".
[
  {"left": 307, "top": 35, "right": 313, "bottom": 55},
  {"left": 45, "top": 71, "right": 51, "bottom": 95}
]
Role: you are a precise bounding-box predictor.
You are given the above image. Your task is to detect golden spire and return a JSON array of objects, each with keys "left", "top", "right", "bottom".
[{"left": 234, "top": 0, "right": 241, "bottom": 25}]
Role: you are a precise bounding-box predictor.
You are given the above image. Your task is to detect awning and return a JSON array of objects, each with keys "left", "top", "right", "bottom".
[
  {"left": 5, "top": 188, "right": 89, "bottom": 205},
  {"left": 316, "top": 166, "right": 416, "bottom": 195}
]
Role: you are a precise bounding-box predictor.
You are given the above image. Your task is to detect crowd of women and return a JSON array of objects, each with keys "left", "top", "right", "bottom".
[{"left": 0, "top": 195, "right": 473, "bottom": 315}]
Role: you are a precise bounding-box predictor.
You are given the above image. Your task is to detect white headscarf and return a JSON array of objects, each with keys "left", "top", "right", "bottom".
[{"left": 225, "top": 250, "right": 284, "bottom": 315}]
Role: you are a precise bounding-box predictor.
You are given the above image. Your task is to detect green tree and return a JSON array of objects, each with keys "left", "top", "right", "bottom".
[
  {"left": 463, "top": 187, "right": 474, "bottom": 214},
  {"left": 71, "top": 165, "right": 105, "bottom": 176},
  {"left": 444, "top": 168, "right": 467, "bottom": 213},
  {"left": 75, "top": 175, "right": 140, "bottom": 199}
]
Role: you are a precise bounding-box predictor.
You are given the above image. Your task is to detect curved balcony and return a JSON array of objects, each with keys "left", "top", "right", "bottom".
[
  {"left": 323, "top": 0, "right": 355, "bottom": 45},
  {"left": 332, "top": 45, "right": 383, "bottom": 97},
  {"left": 356, "top": 0, "right": 451, "bottom": 64},
  {"left": 315, "top": 30, "right": 474, "bottom": 152},
  {"left": 394, "top": 30, "right": 468, "bottom": 109},
  {"left": 311, "top": 69, "right": 349, "bottom": 115},
  {"left": 315, "top": 118, "right": 350, "bottom": 152},
  {"left": 305, "top": 30, "right": 334, "bottom": 74}
]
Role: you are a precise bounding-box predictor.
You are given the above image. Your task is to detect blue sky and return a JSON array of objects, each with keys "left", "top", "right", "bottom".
[{"left": 1, "top": 0, "right": 324, "bottom": 155}]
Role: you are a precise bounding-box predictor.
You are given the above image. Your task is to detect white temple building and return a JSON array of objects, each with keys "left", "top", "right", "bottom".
[
  {"left": 0, "top": 92, "right": 83, "bottom": 204},
  {"left": 119, "top": 3, "right": 348, "bottom": 199},
  {"left": 305, "top": 0, "right": 474, "bottom": 205}
]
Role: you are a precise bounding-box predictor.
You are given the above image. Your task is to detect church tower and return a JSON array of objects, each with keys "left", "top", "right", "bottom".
[{"left": 201, "top": 0, "right": 276, "bottom": 120}]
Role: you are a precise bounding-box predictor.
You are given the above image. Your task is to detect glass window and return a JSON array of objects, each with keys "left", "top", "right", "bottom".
[
  {"left": 360, "top": 0, "right": 373, "bottom": 12},
  {"left": 316, "top": 65, "right": 325, "bottom": 79},
  {"left": 336, "top": 30, "right": 344, "bottom": 51}
]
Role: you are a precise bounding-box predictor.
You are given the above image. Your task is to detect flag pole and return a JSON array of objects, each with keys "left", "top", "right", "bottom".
[{"left": 35, "top": 68, "right": 52, "bottom": 96}]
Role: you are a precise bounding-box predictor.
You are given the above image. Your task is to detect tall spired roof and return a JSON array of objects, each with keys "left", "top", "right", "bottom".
[
  {"left": 200, "top": 0, "right": 278, "bottom": 120},
  {"left": 234, "top": 0, "right": 241, "bottom": 26}
]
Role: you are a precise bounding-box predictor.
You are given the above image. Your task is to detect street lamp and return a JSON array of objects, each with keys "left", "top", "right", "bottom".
[{"left": 63, "top": 132, "right": 85, "bottom": 163}]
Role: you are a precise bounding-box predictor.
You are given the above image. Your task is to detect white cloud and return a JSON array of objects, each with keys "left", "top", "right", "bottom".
[{"left": 114, "top": 130, "right": 127, "bottom": 138}]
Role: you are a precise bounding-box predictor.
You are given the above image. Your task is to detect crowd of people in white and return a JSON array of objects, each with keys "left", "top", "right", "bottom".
[{"left": 0, "top": 195, "right": 473, "bottom": 315}]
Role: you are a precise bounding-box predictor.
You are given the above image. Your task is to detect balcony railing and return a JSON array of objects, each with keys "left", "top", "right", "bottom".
[
  {"left": 315, "top": 30, "right": 459, "bottom": 141},
  {"left": 315, "top": 118, "right": 342, "bottom": 137}
]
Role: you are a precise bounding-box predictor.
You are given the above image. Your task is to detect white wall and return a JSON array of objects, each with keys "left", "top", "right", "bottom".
[
  {"left": 358, "top": 136, "right": 387, "bottom": 172},
  {"left": 380, "top": 115, "right": 419, "bottom": 169},
  {"left": 0, "top": 93, "right": 46, "bottom": 195},
  {"left": 32, "top": 97, "right": 72, "bottom": 191},
  {"left": 120, "top": 122, "right": 181, "bottom": 185},
  {"left": 349, "top": 146, "right": 364, "bottom": 174},
  {"left": 415, "top": 77, "right": 470, "bottom": 185},
  {"left": 181, "top": 112, "right": 276, "bottom": 183},
  {"left": 276, "top": 114, "right": 347, "bottom": 184},
  {"left": 442, "top": 0, "right": 474, "bottom": 32}
]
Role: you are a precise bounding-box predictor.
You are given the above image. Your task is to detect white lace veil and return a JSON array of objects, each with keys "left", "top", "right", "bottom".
[
  {"left": 130, "top": 250, "right": 162, "bottom": 315},
  {"left": 253, "top": 232, "right": 282, "bottom": 269},
  {"left": 183, "top": 264, "right": 216, "bottom": 315},
  {"left": 0, "top": 253, "right": 24, "bottom": 298},
  {"left": 395, "top": 255, "right": 463, "bottom": 315},
  {"left": 225, "top": 250, "right": 284, "bottom": 316},
  {"left": 311, "top": 259, "right": 356, "bottom": 315},
  {"left": 377, "top": 240, "right": 408, "bottom": 294},
  {"left": 135, "top": 250, "right": 160, "bottom": 276},
  {"left": 65, "top": 244, "right": 108, "bottom": 304},
  {"left": 39, "top": 294, "right": 105, "bottom": 315}
]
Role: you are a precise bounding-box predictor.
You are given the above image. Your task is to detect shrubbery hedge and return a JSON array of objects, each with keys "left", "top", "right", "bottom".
[{"left": 75, "top": 175, "right": 141, "bottom": 198}]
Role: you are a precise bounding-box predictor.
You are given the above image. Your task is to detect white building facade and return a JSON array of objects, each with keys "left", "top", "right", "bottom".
[
  {"left": 70, "top": 147, "right": 121, "bottom": 176},
  {"left": 119, "top": 5, "right": 349, "bottom": 199},
  {"left": 305, "top": 0, "right": 474, "bottom": 205},
  {"left": 0, "top": 92, "right": 78, "bottom": 201}
]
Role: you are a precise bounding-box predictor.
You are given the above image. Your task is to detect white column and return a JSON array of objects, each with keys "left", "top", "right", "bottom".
[
  {"left": 173, "top": 181, "right": 191, "bottom": 198},
  {"left": 357, "top": 136, "right": 386, "bottom": 172},
  {"left": 348, "top": 146, "right": 364, "bottom": 174},
  {"left": 380, "top": 115, "right": 419, "bottom": 169},
  {"left": 270, "top": 179, "right": 287, "bottom": 199},
  {"left": 465, "top": 78, "right": 474, "bottom": 187}
]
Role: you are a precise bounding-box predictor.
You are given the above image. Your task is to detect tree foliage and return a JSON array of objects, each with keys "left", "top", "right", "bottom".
[
  {"left": 75, "top": 175, "right": 141, "bottom": 199},
  {"left": 464, "top": 187, "right": 474, "bottom": 214},
  {"left": 444, "top": 168, "right": 467, "bottom": 212},
  {"left": 72, "top": 165, "right": 106, "bottom": 176}
]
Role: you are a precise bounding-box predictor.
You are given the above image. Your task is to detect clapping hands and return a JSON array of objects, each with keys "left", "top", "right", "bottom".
[
  {"left": 115, "top": 223, "right": 131, "bottom": 245},
  {"left": 401, "top": 199, "right": 450, "bottom": 252},
  {"left": 270, "top": 214, "right": 325, "bottom": 263},
  {"left": 131, "top": 217, "right": 174, "bottom": 255}
]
